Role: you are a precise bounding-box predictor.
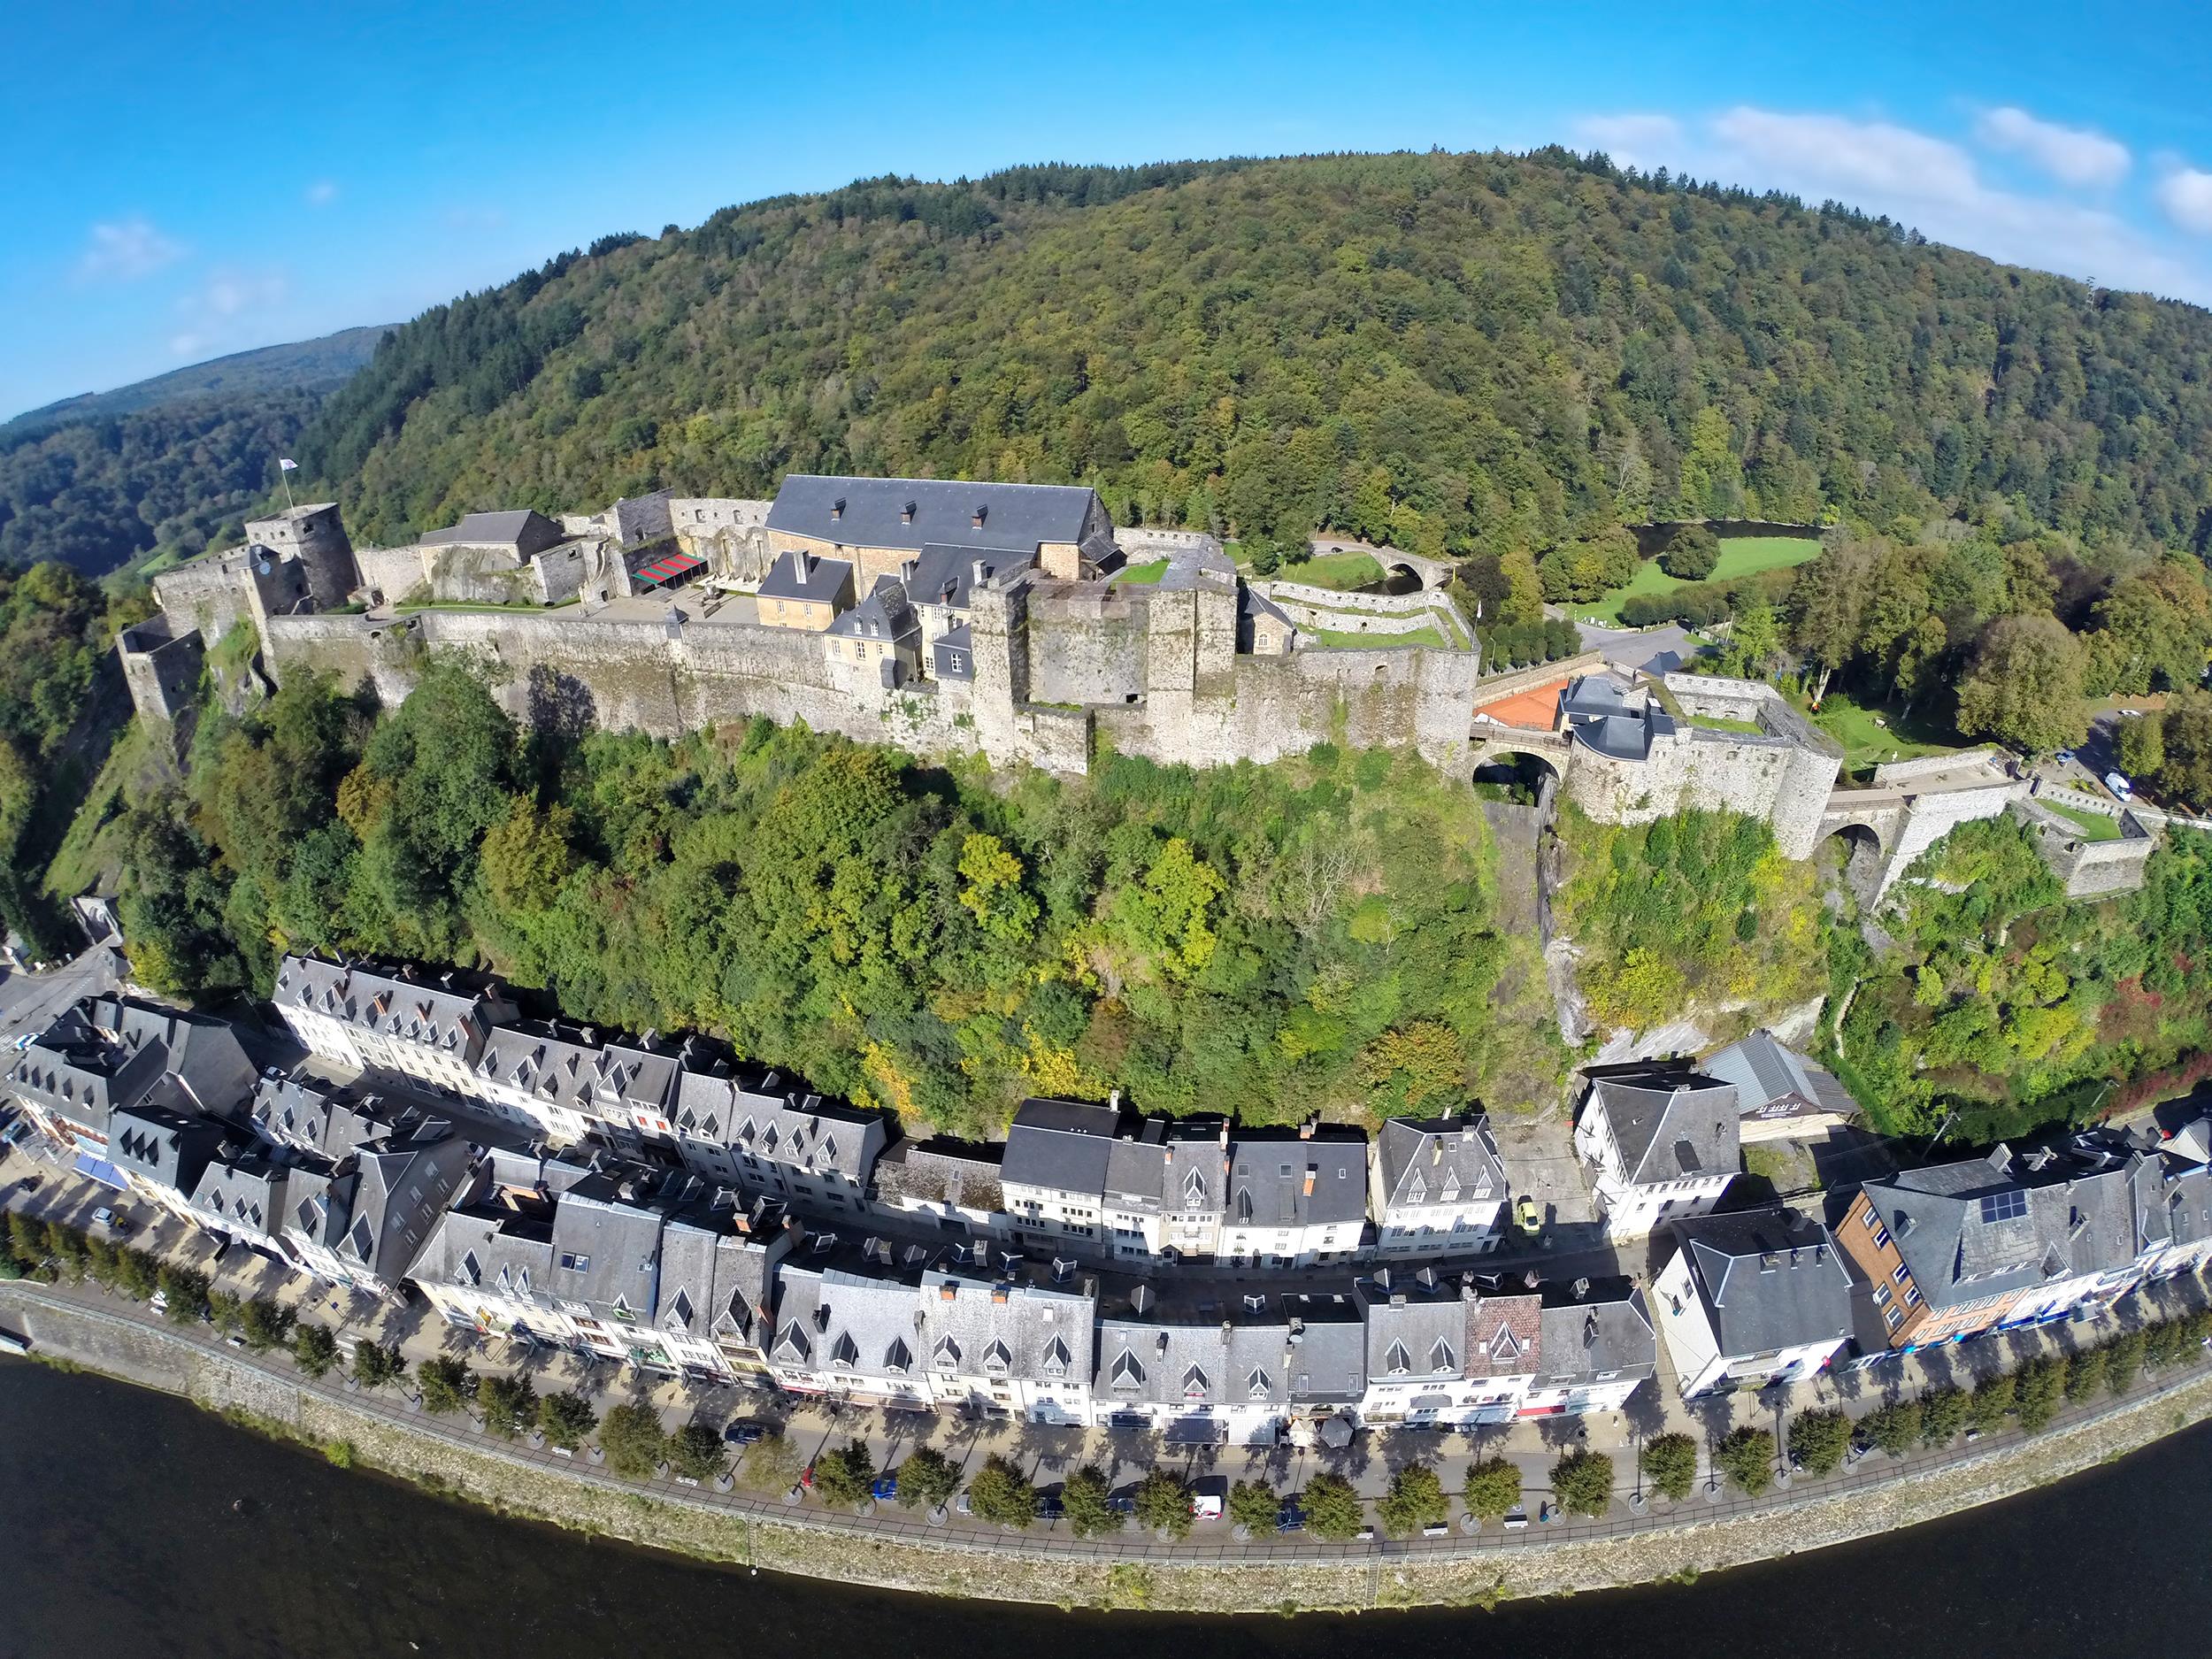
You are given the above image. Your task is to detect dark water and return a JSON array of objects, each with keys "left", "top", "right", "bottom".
[{"left": 2, "top": 1358, "right": 2202, "bottom": 1659}]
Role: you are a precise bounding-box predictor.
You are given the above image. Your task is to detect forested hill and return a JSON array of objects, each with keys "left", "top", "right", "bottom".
[
  {"left": 301, "top": 149, "right": 2212, "bottom": 557},
  {"left": 0, "top": 325, "right": 393, "bottom": 579}
]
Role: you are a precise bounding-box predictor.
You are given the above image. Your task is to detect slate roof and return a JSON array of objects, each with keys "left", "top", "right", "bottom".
[
  {"left": 1537, "top": 1279, "right": 1655, "bottom": 1385},
  {"left": 191, "top": 1145, "right": 288, "bottom": 1237},
  {"left": 248, "top": 1071, "right": 390, "bottom": 1157},
  {"left": 931, "top": 622, "right": 976, "bottom": 682},
  {"left": 1667, "top": 1210, "right": 1854, "bottom": 1358},
  {"left": 871, "top": 1139, "right": 1004, "bottom": 1216},
  {"left": 1563, "top": 674, "right": 1671, "bottom": 761},
  {"left": 1095, "top": 1310, "right": 1293, "bottom": 1410},
  {"left": 419, "top": 509, "right": 561, "bottom": 553},
  {"left": 1702, "top": 1032, "right": 1856, "bottom": 1125},
  {"left": 1278, "top": 1291, "right": 1367, "bottom": 1403},
  {"left": 1374, "top": 1114, "right": 1506, "bottom": 1214},
  {"left": 825, "top": 574, "right": 919, "bottom": 643},
  {"left": 275, "top": 955, "right": 505, "bottom": 1056},
  {"left": 905, "top": 542, "right": 1033, "bottom": 611},
  {"left": 1864, "top": 1143, "right": 2145, "bottom": 1310},
  {"left": 1585, "top": 1071, "right": 1740, "bottom": 1185},
  {"left": 548, "top": 1174, "right": 670, "bottom": 1317},
  {"left": 916, "top": 1268, "right": 1095, "bottom": 1390},
  {"left": 757, "top": 549, "right": 853, "bottom": 603},
  {"left": 1239, "top": 583, "right": 1294, "bottom": 628},
  {"left": 766, "top": 474, "right": 1096, "bottom": 557},
  {"left": 1002, "top": 1098, "right": 1121, "bottom": 1196},
  {"left": 1225, "top": 1134, "right": 1369, "bottom": 1229},
  {"left": 476, "top": 1021, "right": 603, "bottom": 1117},
  {"left": 7, "top": 995, "right": 254, "bottom": 1139},
  {"left": 718, "top": 1073, "right": 881, "bottom": 1180},
  {"left": 1363, "top": 1285, "right": 1471, "bottom": 1382},
  {"left": 107, "top": 1102, "right": 224, "bottom": 1197}
]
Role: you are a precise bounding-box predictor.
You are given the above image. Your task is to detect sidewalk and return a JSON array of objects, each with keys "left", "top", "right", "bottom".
[{"left": 11, "top": 1141, "right": 2202, "bottom": 1519}]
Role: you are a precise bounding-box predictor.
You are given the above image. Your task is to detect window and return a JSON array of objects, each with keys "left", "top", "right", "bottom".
[
  {"left": 1872, "top": 1283, "right": 1891, "bottom": 1307},
  {"left": 1892, "top": 1263, "right": 1910, "bottom": 1286},
  {"left": 1872, "top": 1225, "right": 1892, "bottom": 1249},
  {"left": 1980, "top": 1189, "right": 2027, "bottom": 1223},
  {"left": 561, "top": 1252, "right": 590, "bottom": 1271},
  {"left": 1903, "top": 1286, "right": 1922, "bottom": 1308},
  {"left": 1884, "top": 1306, "right": 1905, "bottom": 1330}
]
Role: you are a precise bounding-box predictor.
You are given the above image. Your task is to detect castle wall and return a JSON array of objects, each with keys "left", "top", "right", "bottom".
[
  {"left": 2013, "top": 801, "right": 2155, "bottom": 898},
  {"left": 243, "top": 503, "right": 358, "bottom": 608},
  {"left": 355, "top": 545, "right": 429, "bottom": 606},
  {"left": 154, "top": 556, "right": 250, "bottom": 644},
  {"left": 1025, "top": 586, "right": 1149, "bottom": 706},
  {"left": 116, "top": 620, "right": 204, "bottom": 725}
]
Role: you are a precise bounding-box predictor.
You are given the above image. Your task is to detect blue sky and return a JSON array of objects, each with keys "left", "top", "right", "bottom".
[{"left": 7, "top": 0, "right": 2212, "bottom": 419}]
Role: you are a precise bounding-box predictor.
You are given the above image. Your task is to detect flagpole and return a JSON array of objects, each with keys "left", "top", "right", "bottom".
[{"left": 278, "top": 457, "right": 296, "bottom": 511}]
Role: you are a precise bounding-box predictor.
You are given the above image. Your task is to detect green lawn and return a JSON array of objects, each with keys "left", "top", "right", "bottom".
[
  {"left": 1278, "top": 550, "right": 1384, "bottom": 591},
  {"left": 1578, "top": 534, "right": 1822, "bottom": 624},
  {"left": 1116, "top": 558, "right": 1171, "bottom": 584},
  {"left": 2043, "top": 801, "right": 2124, "bottom": 842},
  {"left": 1689, "top": 714, "right": 1766, "bottom": 735},
  {"left": 1801, "top": 689, "right": 1962, "bottom": 775},
  {"left": 1311, "top": 625, "right": 1448, "bottom": 649}
]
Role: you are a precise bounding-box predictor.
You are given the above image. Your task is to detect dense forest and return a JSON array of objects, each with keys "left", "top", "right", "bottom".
[
  {"left": 110, "top": 659, "right": 1561, "bottom": 1137},
  {"left": 0, "top": 323, "right": 389, "bottom": 579},
  {"left": 301, "top": 150, "right": 2212, "bottom": 564}
]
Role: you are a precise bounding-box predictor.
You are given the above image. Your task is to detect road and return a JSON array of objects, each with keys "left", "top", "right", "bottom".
[{"left": 0, "top": 944, "right": 123, "bottom": 1055}]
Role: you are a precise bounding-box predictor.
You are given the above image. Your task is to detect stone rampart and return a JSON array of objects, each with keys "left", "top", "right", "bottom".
[
  {"left": 1873, "top": 747, "right": 2001, "bottom": 786},
  {"left": 116, "top": 618, "right": 204, "bottom": 725},
  {"left": 2013, "top": 800, "right": 2156, "bottom": 897}
]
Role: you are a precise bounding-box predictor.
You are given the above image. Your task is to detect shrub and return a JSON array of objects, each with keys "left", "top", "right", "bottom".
[
  {"left": 156, "top": 1263, "right": 209, "bottom": 1325},
  {"left": 1300, "top": 1472, "right": 1365, "bottom": 1541},
  {"left": 1549, "top": 1448, "right": 1616, "bottom": 1516},
  {"left": 1918, "top": 1386, "right": 1969, "bottom": 1446},
  {"left": 812, "top": 1439, "right": 876, "bottom": 1508},
  {"left": 1787, "top": 1408, "right": 1851, "bottom": 1477},
  {"left": 416, "top": 1355, "right": 473, "bottom": 1415},
  {"left": 2104, "top": 1329, "right": 2147, "bottom": 1395},
  {"left": 206, "top": 1289, "right": 243, "bottom": 1332},
  {"left": 1640, "top": 1432, "right": 1700, "bottom": 1500},
  {"left": 2062, "top": 1345, "right": 2107, "bottom": 1402},
  {"left": 480, "top": 1374, "right": 538, "bottom": 1439},
  {"left": 1378, "top": 1464, "right": 1448, "bottom": 1536},
  {"left": 537, "top": 1390, "right": 596, "bottom": 1450},
  {"left": 1062, "top": 1463, "right": 1118, "bottom": 1537},
  {"left": 1463, "top": 1455, "right": 1524, "bottom": 1520},
  {"left": 1133, "top": 1468, "right": 1194, "bottom": 1540},
  {"left": 1716, "top": 1426, "right": 1777, "bottom": 1495},
  {"left": 1966, "top": 1372, "right": 2016, "bottom": 1432},
  {"left": 965, "top": 1454, "right": 1038, "bottom": 1528},
  {"left": 895, "top": 1445, "right": 960, "bottom": 1510},
  {"left": 1227, "top": 1478, "right": 1279, "bottom": 1534},
  {"left": 597, "top": 1402, "right": 669, "bottom": 1477},
  {"left": 323, "top": 1440, "right": 356, "bottom": 1469},
  {"left": 292, "top": 1324, "right": 339, "bottom": 1379},
  {"left": 667, "top": 1421, "right": 727, "bottom": 1482}
]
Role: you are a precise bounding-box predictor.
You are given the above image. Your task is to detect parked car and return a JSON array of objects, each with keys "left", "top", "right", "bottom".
[
  {"left": 954, "top": 1491, "right": 973, "bottom": 1517},
  {"left": 1516, "top": 1195, "right": 1542, "bottom": 1236},
  {"left": 1276, "top": 1503, "right": 1306, "bottom": 1534},
  {"left": 870, "top": 1476, "right": 900, "bottom": 1502},
  {"left": 90, "top": 1206, "right": 118, "bottom": 1230},
  {"left": 2054, "top": 749, "right": 2075, "bottom": 765},
  {"left": 2106, "top": 770, "right": 2135, "bottom": 802},
  {"left": 1038, "top": 1491, "right": 1065, "bottom": 1520},
  {"left": 723, "top": 1419, "right": 766, "bottom": 1446}
]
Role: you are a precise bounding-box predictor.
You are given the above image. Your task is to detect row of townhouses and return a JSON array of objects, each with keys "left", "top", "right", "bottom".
[{"left": 13, "top": 975, "right": 2211, "bottom": 1421}]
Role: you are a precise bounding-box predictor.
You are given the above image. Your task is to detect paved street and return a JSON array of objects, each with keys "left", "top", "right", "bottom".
[
  {"left": 9, "top": 1142, "right": 2197, "bottom": 1525},
  {"left": 0, "top": 945, "right": 123, "bottom": 1054}
]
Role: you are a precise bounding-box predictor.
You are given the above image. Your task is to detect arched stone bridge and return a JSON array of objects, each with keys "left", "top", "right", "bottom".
[
  {"left": 1306, "top": 537, "right": 1453, "bottom": 591},
  {"left": 1817, "top": 758, "right": 2022, "bottom": 905}
]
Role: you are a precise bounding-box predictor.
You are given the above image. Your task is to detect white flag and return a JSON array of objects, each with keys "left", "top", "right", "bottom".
[{"left": 279, "top": 457, "right": 298, "bottom": 472}]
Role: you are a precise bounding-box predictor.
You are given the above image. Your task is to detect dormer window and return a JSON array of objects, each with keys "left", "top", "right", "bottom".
[
  {"left": 901, "top": 501, "right": 916, "bottom": 524},
  {"left": 1430, "top": 1339, "right": 1455, "bottom": 1374},
  {"left": 1041, "top": 1337, "right": 1070, "bottom": 1377},
  {"left": 830, "top": 498, "right": 845, "bottom": 521},
  {"left": 933, "top": 1335, "right": 961, "bottom": 1371},
  {"left": 1247, "top": 1367, "right": 1271, "bottom": 1399},
  {"left": 984, "top": 1340, "right": 1012, "bottom": 1376},
  {"left": 1385, "top": 1340, "right": 1412, "bottom": 1376},
  {"left": 1182, "top": 1363, "right": 1209, "bottom": 1399},
  {"left": 1110, "top": 1349, "right": 1144, "bottom": 1392},
  {"left": 884, "top": 1338, "right": 911, "bottom": 1375},
  {"left": 971, "top": 504, "right": 987, "bottom": 528}
]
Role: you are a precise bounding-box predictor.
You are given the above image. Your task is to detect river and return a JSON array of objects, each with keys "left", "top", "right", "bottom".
[{"left": 0, "top": 1358, "right": 2200, "bottom": 1658}]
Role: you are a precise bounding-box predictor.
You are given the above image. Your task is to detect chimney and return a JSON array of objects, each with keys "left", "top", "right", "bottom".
[
  {"left": 830, "top": 498, "right": 845, "bottom": 522},
  {"left": 1299, "top": 1121, "right": 1315, "bottom": 1141},
  {"left": 1432, "top": 1139, "right": 1443, "bottom": 1165},
  {"left": 1571, "top": 1277, "right": 1591, "bottom": 1300},
  {"left": 939, "top": 1282, "right": 957, "bottom": 1301},
  {"left": 1303, "top": 1166, "right": 1317, "bottom": 1196},
  {"left": 902, "top": 501, "right": 916, "bottom": 525},
  {"left": 992, "top": 1287, "right": 1010, "bottom": 1304},
  {"left": 972, "top": 503, "right": 987, "bottom": 528}
]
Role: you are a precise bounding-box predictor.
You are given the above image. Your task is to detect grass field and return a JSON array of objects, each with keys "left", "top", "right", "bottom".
[
  {"left": 1800, "top": 688, "right": 1962, "bottom": 774},
  {"left": 1688, "top": 714, "right": 1766, "bottom": 735},
  {"left": 1277, "top": 550, "right": 1384, "bottom": 591},
  {"left": 2044, "top": 801, "right": 2125, "bottom": 842},
  {"left": 1578, "top": 534, "right": 1822, "bottom": 624},
  {"left": 1116, "top": 558, "right": 1171, "bottom": 584},
  {"left": 1311, "top": 625, "right": 1448, "bottom": 649}
]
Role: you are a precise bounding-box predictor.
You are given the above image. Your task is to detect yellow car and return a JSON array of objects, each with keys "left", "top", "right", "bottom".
[{"left": 1516, "top": 1196, "right": 1542, "bottom": 1236}]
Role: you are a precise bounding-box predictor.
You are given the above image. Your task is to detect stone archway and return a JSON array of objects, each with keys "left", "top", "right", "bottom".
[{"left": 1821, "top": 822, "right": 1888, "bottom": 908}]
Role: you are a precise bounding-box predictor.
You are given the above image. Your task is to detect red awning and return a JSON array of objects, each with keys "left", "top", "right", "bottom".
[{"left": 636, "top": 550, "right": 705, "bottom": 585}]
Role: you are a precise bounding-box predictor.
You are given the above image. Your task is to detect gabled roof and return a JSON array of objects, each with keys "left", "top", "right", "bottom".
[
  {"left": 1463, "top": 1293, "right": 1543, "bottom": 1380},
  {"left": 1225, "top": 1134, "right": 1371, "bottom": 1230},
  {"left": 1702, "top": 1032, "right": 1856, "bottom": 1124},
  {"left": 766, "top": 474, "right": 1097, "bottom": 557},
  {"left": 1585, "top": 1071, "right": 1740, "bottom": 1186},
  {"left": 757, "top": 548, "right": 854, "bottom": 603},
  {"left": 825, "top": 574, "right": 919, "bottom": 642},
  {"left": 1239, "top": 582, "right": 1294, "bottom": 627},
  {"left": 1362, "top": 1286, "right": 1470, "bottom": 1380},
  {"left": 1667, "top": 1210, "right": 1853, "bottom": 1359},
  {"left": 107, "top": 1102, "right": 224, "bottom": 1196},
  {"left": 905, "top": 542, "right": 1033, "bottom": 611},
  {"left": 1374, "top": 1114, "right": 1505, "bottom": 1213},
  {"left": 419, "top": 509, "right": 560, "bottom": 550},
  {"left": 1001, "top": 1098, "right": 1119, "bottom": 1197},
  {"left": 1536, "top": 1279, "right": 1655, "bottom": 1384}
]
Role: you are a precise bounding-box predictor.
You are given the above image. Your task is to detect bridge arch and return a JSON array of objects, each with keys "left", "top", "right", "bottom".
[{"left": 1819, "top": 820, "right": 1889, "bottom": 907}]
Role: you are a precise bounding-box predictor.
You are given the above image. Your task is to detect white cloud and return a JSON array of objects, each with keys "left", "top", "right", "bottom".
[
  {"left": 1711, "top": 107, "right": 1982, "bottom": 204},
  {"left": 78, "top": 215, "right": 184, "bottom": 281},
  {"left": 167, "top": 268, "right": 291, "bottom": 359},
  {"left": 1974, "top": 106, "right": 2130, "bottom": 188},
  {"left": 1571, "top": 112, "right": 1683, "bottom": 168},
  {"left": 1571, "top": 104, "right": 2212, "bottom": 307},
  {"left": 2156, "top": 165, "right": 2212, "bottom": 234},
  {"left": 305, "top": 180, "right": 339, "bottom": 206}
]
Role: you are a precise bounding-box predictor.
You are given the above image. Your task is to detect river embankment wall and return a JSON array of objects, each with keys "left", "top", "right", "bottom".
[{"left": 5, "top": 1279, "right": 2211, "bottom": 1614}]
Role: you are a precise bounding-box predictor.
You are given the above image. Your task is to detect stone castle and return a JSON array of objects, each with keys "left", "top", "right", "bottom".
[{"left": 127, "top": 474, "right": 1487, "bottom": 779}]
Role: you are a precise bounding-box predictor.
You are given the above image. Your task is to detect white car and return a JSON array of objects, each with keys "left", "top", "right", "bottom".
[{"left": 2105, "top": 771, "right": 2135, "bottom": 802}]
